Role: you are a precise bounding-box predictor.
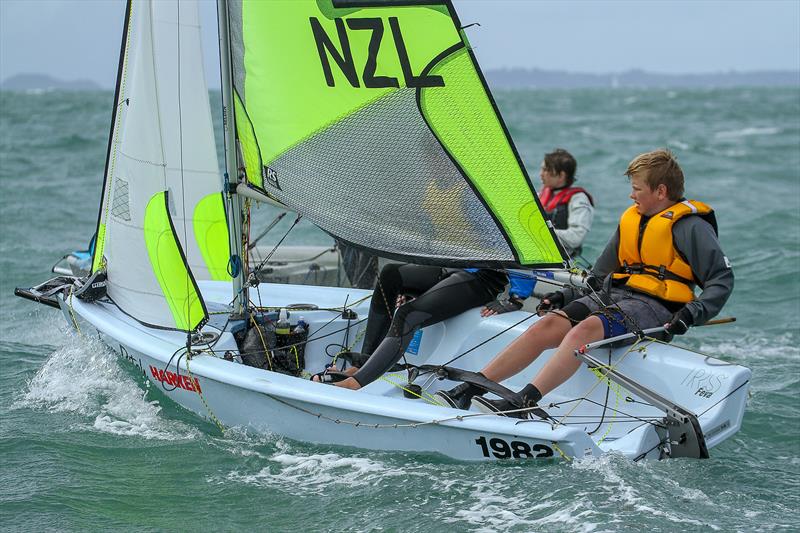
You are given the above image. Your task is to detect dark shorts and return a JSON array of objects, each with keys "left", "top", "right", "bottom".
[{"left": 559, "top": 287, "right": 673, "bottom": 342}]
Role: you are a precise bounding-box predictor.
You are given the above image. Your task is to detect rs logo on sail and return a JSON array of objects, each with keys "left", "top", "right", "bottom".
[
  {"left": 149, "top": 366, "right": 202, "bottom": 393},
  {"left": 310, "top": 17, "right": 445, "bottom": 88}
]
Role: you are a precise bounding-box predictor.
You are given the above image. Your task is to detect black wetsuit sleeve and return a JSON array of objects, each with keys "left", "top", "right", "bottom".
[{"left": 673, "top": 217, "right": 734, "bottom": 325}]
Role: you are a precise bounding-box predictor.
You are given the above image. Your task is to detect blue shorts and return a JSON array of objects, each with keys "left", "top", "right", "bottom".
[
  {"left": 597, "top": 310, "right": 628, "bottom": 339},
  {"left": 561, "top": 288, "right": 673, "bottom": 344}
]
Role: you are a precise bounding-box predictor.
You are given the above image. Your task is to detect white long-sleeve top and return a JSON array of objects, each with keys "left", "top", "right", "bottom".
[{"left": 554, "top": 192, "right": 594, "bottom": 255}]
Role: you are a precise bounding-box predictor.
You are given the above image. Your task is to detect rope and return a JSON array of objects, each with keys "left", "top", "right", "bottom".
[
  {"left": 248, "top": 314, "right": 273, "bottom": 371},
  {"left": 551, "top": 337, "right": 655, "bottom": 429},
  {"left": 185, "top": 351, "right": 226, "bottom": 434},
  {"left": 262, "top": 390, "right": 543, "bottom": 429},
  {"left": 250, "top": 214, "right": 302, "bottom": 277},
  {"left": 92, "top": 3, "right": 133, "bottom": 269},
  {"left": 67, "top": 286, "right": 82, "bottom": 335},
  {"left": 378, "top": 372, "right": 445, "bottom": 406},
  {"left": 588, "top": 365, "right": 624, "bottom": 443},
  {"left": 550, "top": 441, "right": 573, "bottom": 462}
]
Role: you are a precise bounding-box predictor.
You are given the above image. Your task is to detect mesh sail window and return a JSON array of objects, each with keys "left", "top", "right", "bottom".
[
  {"left": 226, "top": 0, "right": 565, "bottom": 267},
  {"left": 91, "top": 0, "right": 219, "bottom": 331}
]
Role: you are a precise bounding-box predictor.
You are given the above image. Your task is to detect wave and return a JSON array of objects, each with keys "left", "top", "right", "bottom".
[
  {"left": 11, "top": 333, "right": 201, "bottom": 442},
  {"left": 715, "top": 126, "right": 781, "bottom": 138}
]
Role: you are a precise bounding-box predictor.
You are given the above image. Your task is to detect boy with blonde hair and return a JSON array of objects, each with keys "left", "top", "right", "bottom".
[{"left": 436, "top": 149, "right": 734, "bottom": 416}]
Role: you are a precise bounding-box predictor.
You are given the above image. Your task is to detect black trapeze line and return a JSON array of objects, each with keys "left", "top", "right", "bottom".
[{"left": 587, "top": 350, "right": 613, "bottom": 435}]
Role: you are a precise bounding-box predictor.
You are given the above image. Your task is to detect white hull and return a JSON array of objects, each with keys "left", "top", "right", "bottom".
[{"left": 57, "top": 280, "right": 750, "bottom": 462}]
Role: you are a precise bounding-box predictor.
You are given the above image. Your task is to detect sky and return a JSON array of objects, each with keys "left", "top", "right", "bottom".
[{"left": 1, "top": 0, "right": 798, "bottom": 88}]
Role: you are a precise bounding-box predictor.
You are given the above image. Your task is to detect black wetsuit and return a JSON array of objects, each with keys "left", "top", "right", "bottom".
[{"left": 353, "top": 264, "right": 507, "bottom": 386}]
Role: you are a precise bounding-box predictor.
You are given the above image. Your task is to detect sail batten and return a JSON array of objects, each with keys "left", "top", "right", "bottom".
[{"left": 228, "top": 0, "right": 565, "bottom": 267}]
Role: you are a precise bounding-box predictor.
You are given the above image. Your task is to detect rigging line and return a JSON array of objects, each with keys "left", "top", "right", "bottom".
[
  {"left": 416, "top": 312, "right": 537, "bottom": 375},
  {"left": 565, "top": 397, "right": 666, "bottom": 429},
  {"left": 551, "top": 337, "right": 655, "bottom": 429},
  {"left": 95, "top": 3, "right": 134, "bottom": 269},
  {"left": 530, "top": 396, "right": 667, "bottom": 429},
  {"left": 637, "top": 334, "right": 740, "bottom": 364},
  {"left": 587, "top": 350, "right": 614, "bottom": 435},
  {"left": 378, "top": 373, "right": 444, "bottom": 406},
  {"left": 158, "top": 346, "right": 185, "bottom": 393},
  {"left": 633, "top": 436, "right": 669, "bottom": 463},
  {"left": 697, "top": 379, "right": 750, "bottom": 417},
  {"left": 174, "top": 0, "right": 193, "bottom": 349},
  {"left": 249, "top": 313, "right": 273, "bottom": 371},
  {"left": 185, "top": 351, "right": 226, "bottom": 434},
  {"left": 262, "top": 391, "right": 533, "bottom": 429},
  {"left": 250, "top": 214, "right": 302, "bottom": 276},
  {"left": 543, "top": 416, "right": 664, "bottom": 423}
]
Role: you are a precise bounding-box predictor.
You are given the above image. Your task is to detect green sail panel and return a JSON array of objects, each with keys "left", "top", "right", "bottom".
[
  {"left": 145, "top": 191, "right": 207, "bottom": 331},
  {"left": 228, "top": 0, "right": 564, "bottom": 267},
  {"left": 234, "top": 90, "right": 264, "bottom": 190},
  {"left": 194, "top": 193, "right": 231, "bottom": 281},
  {"left": 419, "top": 47, "right": 562, "bottom": 263}
]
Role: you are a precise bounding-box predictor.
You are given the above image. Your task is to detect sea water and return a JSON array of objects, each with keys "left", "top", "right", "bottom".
[{"left": 1, "top": 87, "right": 798, "bottom": 531}]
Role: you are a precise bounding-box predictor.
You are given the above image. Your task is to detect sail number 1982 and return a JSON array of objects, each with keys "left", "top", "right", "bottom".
[{"left": 475, "top": 436, "right": 554, "bottom": 459}]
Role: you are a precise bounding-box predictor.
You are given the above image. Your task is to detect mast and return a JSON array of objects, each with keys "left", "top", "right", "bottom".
[{"left": 217, "top": 0, "right": 247, "bottom": 317}]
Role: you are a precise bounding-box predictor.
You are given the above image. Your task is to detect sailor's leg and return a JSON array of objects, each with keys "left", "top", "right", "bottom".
[
  {"left": 346, "top": 270, "right": 502, "bottom": 389},
  {"left": 361, "top": 264, "right": 444, "bottom": 354},
  {"left": 531, "top": 315, "right": 604, "bottom": 396},
  {"left": 480, "top": 312, "right": 573, "bottom": 382}
]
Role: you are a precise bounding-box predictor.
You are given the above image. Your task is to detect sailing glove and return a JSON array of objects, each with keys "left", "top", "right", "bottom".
[
  {"left": 666, "top": 307, "right": 694, "bottom": 335},
  {"left": 485, "top": 296, "right": 524, "bottom": 314},
  {"left": 585, "top": 274, "right": 603, "bottom": 293},
  {"left": 536, "top": 292, "right": 565, "bottom": 315}
]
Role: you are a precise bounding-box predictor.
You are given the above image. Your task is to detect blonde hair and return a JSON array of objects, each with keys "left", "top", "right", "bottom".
[{"left": 625, "top": 149, "right": 684, "bottom": 201}]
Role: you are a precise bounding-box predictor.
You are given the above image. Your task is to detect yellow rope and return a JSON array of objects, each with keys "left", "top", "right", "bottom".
[
  {"left": 553, "top": 338, "right": 654, "bottom": 429},
  {"left": 551, "top": 441, "right": 573, "bottom": 462},
  {"left": 379, "top": 372, "right": 445, "bottom": 406},
  {"left": 331, "top": 326, "right": 367, "bottom": 368},
  {"left": 67, "top": 287, "right": 82, "bottom": 335},
  {"left": 248, "top": 314, "right": 273, "bottom": 370},
  {"left": 589, "top": 366, "right": 625, "bottom": 444},
  {"left": 185, "top": 351, "right": 225, "bottom": 434},
  {"left": 291, "top": 345, "right": 300, "bottom": 371}
]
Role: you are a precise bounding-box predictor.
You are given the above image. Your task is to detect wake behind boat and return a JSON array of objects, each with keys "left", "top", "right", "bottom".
[{"left": 15, "top": 0, "right": 749, "bottom": 462}]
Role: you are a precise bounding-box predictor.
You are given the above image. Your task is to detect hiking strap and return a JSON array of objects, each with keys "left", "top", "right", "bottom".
[{"left": 414, "top": 365, "right": 520, "bottom": 404}]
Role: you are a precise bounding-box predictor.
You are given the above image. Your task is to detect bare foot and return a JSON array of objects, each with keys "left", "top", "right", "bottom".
[
  {"left": 311, "top": 366, "right": 359, "bottom": 383},
  {"left": 334, "top": 377, "right": 361, "bottom": 390}
]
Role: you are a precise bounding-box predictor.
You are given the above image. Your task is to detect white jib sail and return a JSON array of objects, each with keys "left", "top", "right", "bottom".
[{"left": 96, "top": 0, "right": 221, "bottom": 330}]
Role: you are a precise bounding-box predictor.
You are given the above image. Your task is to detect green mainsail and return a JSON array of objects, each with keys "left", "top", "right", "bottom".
[{"left": 228, "top": 0, "right": 564, "bottom": 267}]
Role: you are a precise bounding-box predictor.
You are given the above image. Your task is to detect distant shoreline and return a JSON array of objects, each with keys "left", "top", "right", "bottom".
[
  {"left": 484, "top": 68, "right": 800, "bottom": 89},
  {"left": 2, "top": 69, "right": 798, "bottom": 91}
]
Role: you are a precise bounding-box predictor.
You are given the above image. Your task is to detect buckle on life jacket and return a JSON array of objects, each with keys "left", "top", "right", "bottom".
[
  {"left": 621, "top": 261, "right": 645, "bottom": 275},
  {"left": 657, "top": 265, "right": 667, "bottom": 280}
]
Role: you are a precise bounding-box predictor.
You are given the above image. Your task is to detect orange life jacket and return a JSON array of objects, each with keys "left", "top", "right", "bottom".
[{"left": 612, "top": 200, "right": 714, "bottom": 303}]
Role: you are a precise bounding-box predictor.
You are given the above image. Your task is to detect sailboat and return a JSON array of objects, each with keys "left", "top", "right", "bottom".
[{"left": 15, "top": 0, "right": 750, "bottom": 461}]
